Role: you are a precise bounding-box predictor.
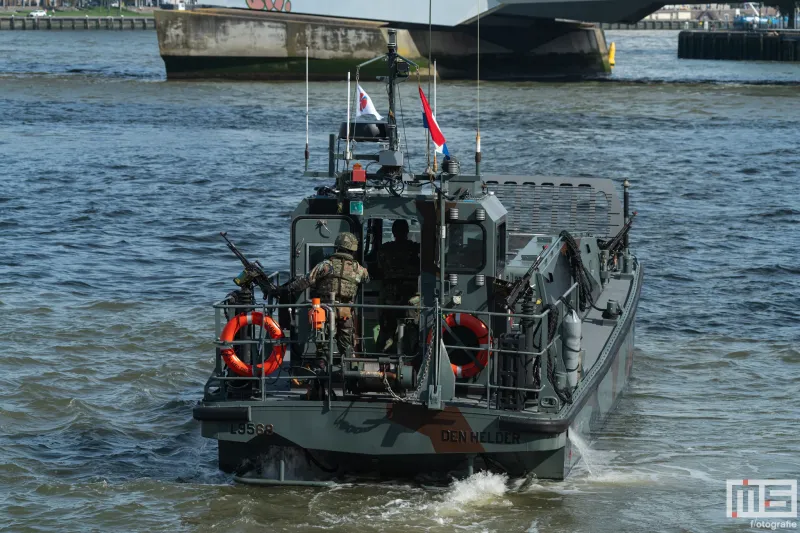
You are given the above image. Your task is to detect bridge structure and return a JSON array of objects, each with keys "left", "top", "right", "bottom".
[
  {"left": 155, "top": 0, "right": 671, "bottom": 80},
  {"left": 191, "top": 0, "right": 667, "bottom": 26}
]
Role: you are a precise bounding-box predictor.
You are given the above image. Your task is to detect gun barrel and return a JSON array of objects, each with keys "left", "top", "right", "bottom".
[
  {"left": 221, "top": 232, "right": 252, "bottom": 267},
  {"left": 605, "top": 212, "right": 636, "bottom": 252},
  {"left": 220, "top": 232, "right": 277, "bottom": 298},
  {"left": 503, "top": 245, "right": 550, "bottom": 308}
]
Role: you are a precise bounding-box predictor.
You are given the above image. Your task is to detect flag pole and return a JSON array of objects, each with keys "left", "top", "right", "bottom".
[
  {"left": 433, "top": 59, "right": 438, "bottom": 172},
  {"left": 305, "top": 45, "right": 310, "bottom": 171}
]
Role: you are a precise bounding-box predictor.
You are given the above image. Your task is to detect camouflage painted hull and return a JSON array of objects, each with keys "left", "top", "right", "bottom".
[{"left": 194, "top": 266, "right": 641, "bottom": 481}]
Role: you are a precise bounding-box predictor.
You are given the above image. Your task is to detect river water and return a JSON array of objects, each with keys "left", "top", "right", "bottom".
[{"left": 0, "top": 30, "right": 798, "bottom": 533}]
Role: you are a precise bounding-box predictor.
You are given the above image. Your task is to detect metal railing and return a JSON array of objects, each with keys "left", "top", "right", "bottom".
[
  {"left": 207, "top": 279, "right": 581, "bottom": 410},
  {"left": 442, "top": 282, "right": 578, "bottom": 410},
  {"left": 211, "top": 298, "right": 337, "bottom": 407}
]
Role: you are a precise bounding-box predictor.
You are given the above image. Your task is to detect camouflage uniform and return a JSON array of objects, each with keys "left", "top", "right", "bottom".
[
  {"left": 376, "top": 231, "right": 420, "bottom": 352},
  {"left": 286, "top": 233, "right": 369, "bottom": 356}
]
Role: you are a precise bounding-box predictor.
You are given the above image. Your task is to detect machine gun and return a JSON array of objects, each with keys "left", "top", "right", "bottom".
[
  {"left": 493, "top": 245, "right": 550, "bottom": 310},
  {"left": 220, "top": 232, "right": 278, "bottom": 300},
  {"left": 598, "top": 212, "right": 637, "bottom": 255}
]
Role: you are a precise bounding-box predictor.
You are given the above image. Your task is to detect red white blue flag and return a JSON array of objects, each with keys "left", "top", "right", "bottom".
[
  {"left": 356, "top": 84, "right": 382, "bottom": 120},
  {"left": 418, "top": 87, "right": 449, "bottom": 157}
]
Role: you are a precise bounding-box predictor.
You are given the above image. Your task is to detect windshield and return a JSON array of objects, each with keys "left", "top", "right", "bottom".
[{"left": 445, "top": 223, "right": 485, "bottom": 272}]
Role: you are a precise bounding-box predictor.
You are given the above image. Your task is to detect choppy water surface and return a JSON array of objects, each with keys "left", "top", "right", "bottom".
[{"left": 1, "top": 30, "right": 799, "bottom": 533}]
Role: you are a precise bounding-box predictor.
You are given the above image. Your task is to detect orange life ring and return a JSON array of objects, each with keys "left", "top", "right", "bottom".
[
  {"left": 429, "top": 313, "right": 492, "bottom": 379},
  {"left": 220, "top": 312, "right": 285, "bottom": 377}
]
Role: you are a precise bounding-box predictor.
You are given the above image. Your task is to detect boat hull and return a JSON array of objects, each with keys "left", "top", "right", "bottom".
[{"left": 196, "top": 265, "right": 640, "bottom": 481}]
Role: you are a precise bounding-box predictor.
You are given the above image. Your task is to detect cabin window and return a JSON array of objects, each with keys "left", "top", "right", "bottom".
[
  {"left": 379, "top": 219, "right": 421, "bottom": 245},
  {"left": 308, "top": 245, "right": 336, "bottom": 270},
  {"left": 446, "top": 223, "right": 485, "bottom": 273}
]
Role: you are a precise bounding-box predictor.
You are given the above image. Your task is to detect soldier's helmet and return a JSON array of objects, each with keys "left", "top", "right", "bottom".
[{"left": 334, "top": 232, "right": 359, "bottom": 252}]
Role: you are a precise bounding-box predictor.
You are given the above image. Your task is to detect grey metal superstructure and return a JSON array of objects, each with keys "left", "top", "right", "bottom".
[{"left": 192, "top": 30, "right": 643, "bottom": 484}]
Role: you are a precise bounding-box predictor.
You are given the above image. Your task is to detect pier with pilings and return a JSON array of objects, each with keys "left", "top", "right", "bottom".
[
  {"left": 678, "top": 30, "right": 800, "bottom": 61},
  {"left": 0, "top": 16, "right": 154, "bottom": 30}
]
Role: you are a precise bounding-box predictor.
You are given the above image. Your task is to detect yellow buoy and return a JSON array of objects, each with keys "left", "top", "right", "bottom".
[{"left": 609, "top": 41, "right": 616, "bottom": 67}]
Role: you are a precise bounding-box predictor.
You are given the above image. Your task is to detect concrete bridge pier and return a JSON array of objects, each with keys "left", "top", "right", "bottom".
[
  {"left": 408, "top": 19, "right": 610, "bottom": 80},
  {"left": 155, "top": 8, "right": 610, "bottom": 81}
]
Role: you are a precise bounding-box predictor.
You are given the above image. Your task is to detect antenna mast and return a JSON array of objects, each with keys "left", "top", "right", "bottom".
[
  {"left": 345, "top": 71, "right": 352, "bottom": 164},
  {"left": 426, "top": 0, "right": 433, "bottom": 172},
  {"left": 475, "top": 0, "right": 481, "bottom": 177},
  {"left": 305, "top": 46, "right": 310, "bottom": 171},
  {"left": 387, "top": 30, "right": 401, "bottom": 152}
]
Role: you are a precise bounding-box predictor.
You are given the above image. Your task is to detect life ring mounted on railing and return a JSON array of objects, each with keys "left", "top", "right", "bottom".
[
  {"left": 220, "top": 311, "right": 285, "bottom": 377},
  {"left": 428, "top": 313, "right": 492, "bottom": 379}
]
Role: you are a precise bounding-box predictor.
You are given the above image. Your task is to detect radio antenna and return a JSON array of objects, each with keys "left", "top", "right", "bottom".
[
  {"left": 426, "top": 0, "right": 432, "bottom": 172},
  {"left": 345, "top": 71, "right": 352, "bottom": 165},
  {"left": 475, "top": 0, "right": 481, "bottom": 176},
  {"left": 305, "top": 46, "right": 310, "bottom": 171}
]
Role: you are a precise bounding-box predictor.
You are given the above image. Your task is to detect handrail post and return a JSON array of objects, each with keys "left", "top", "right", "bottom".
[
  {"left": 214, "top": 306, "right": 222, "bottom": 375},
  {"left": 326, "top": 302, "right": 336, "bottom": 409},
  {"left": 539, "top": 307, "right": 549, "bottom": 387},
  {"left": 622, "top": 179, "right": 633, "bottom": 274},
  {"left": 259, "top": 302, "right": 267, "bottom": 401},
  {"left": 426, "top": 298, "right": 441, "bottom": 409},
  {"left": 486, "top": 319, "right": 494, "bottom": 409}
]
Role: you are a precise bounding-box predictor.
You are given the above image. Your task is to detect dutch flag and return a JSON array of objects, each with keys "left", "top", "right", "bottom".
[{"left": 419, "top": 87, "right": 449, "bottom": 158}]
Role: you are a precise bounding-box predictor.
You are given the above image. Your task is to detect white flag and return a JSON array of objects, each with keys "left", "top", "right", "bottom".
[{"left": 356, "top": 84, "right": 382, "bottom": 120}]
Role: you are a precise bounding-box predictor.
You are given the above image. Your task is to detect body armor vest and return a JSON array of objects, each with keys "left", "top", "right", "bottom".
[{"left": 318, "top": 253, "right": 360, "bottom": 302}]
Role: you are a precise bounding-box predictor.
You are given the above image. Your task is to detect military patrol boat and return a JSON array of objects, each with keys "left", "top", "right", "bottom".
[{"left": 193, "top": 30, "right": 643, "bottom": 484}]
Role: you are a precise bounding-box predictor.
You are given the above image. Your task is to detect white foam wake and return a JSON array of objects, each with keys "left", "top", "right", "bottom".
[{"left": 435, "top": 471, "right": 512, "bottom": 515}]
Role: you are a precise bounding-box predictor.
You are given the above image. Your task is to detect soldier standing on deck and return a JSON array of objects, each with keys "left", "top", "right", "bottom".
[
  {"left": 281, "top": 232, "right": 369, "bottom": 356},
  {"left": 376, "top": 220, "right": 420, "bottom": 352}
]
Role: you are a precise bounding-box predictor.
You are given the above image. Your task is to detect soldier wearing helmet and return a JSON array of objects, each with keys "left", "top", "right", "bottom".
[
  {"left": 375, "top": 220, "right": 420, "bottom": 352},
  {"left": 282, "top": 231, "right": 369, "bottom": 356}
]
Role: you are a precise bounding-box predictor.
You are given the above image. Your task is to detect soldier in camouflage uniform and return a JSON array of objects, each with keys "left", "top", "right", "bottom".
[
  {"left": 376, "top": 220, "right": 420, "bottom": 352},
  {"left": 283, "top": 232, "right": 369, "bottom": 356}
]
